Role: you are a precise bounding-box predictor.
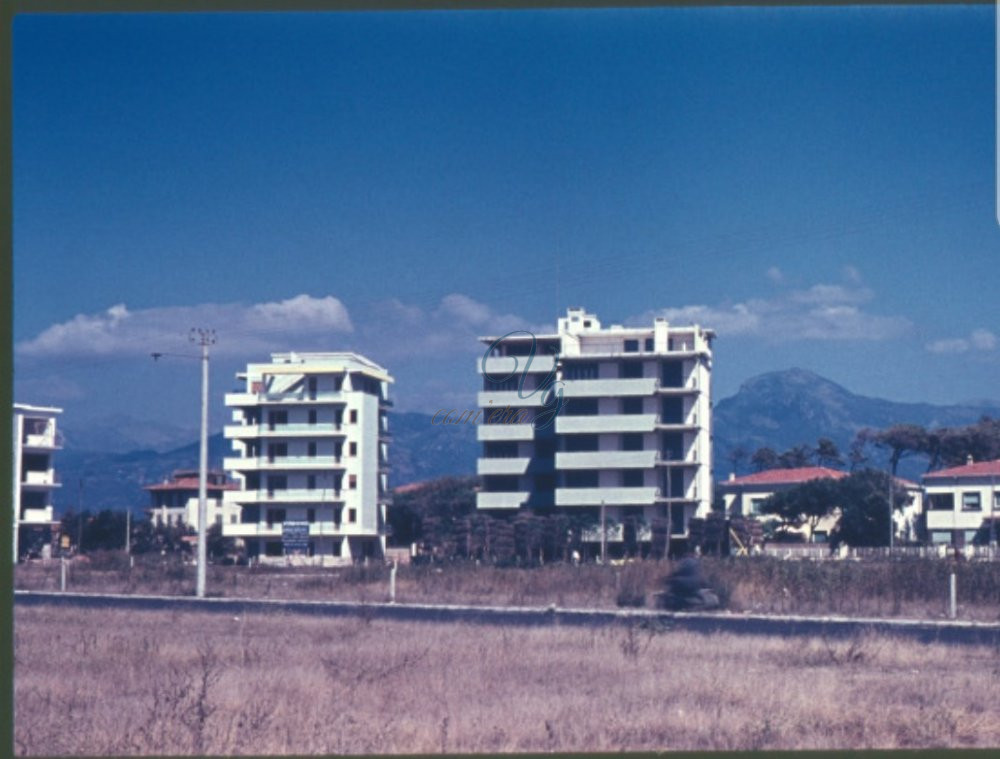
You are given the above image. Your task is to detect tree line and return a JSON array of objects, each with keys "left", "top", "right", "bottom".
[{"left": 730, "top": 417, "right": 1000, "bottom": 478}]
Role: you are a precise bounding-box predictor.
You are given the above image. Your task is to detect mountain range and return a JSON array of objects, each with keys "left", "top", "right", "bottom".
[{"left": 51, "top": 368, "right": 1000, "bottom": 515}]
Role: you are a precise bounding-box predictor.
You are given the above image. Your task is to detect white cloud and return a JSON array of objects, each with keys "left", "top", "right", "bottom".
[
  {"left": 926, "top": 328, "right": 997, "bottom": 355},
  {"left": 631, "top": 279, "right": 910, "bottom": 342},
  {"left": 766, "top": 266, "right": 784, "bottom": 284},
  {"left": 17, "top": 294, "right": 354, "bottom": 359}
]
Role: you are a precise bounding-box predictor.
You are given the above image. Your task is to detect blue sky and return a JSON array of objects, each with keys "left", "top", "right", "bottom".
[{"left": 13, "top": 6, "right": 1000, "bottom": 436}]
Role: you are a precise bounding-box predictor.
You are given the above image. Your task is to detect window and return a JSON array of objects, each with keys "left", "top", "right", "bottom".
[
  {"left": 267, "top": 443, "right": 287, "bottom": 462},
  {"left": 230, "top": 514, "right": 237, "bottom": 524},
  {"left": 307, "top": 442, "right": 317, "bottom": 457},
  {"left": 661, "top": 432, "right": 684, "bottom": 461},
  {"left": 962, "top": 492, "right": 982, "bottom": 511},
  {"left": 307, "top": 508, "right": 315, "bottom": 523},
  {"left": 562, "top": 398, "right": 598, "bottom": 416},
  {"left": 308, "top": 410, "right": 317, "bottom": 425},
  {"left": 622, "top": 470, "right": 644, "bottom": 487},
  {"left": 266, "top": 475, "right": 287, "bottom": 495},
  {"left": 564, "top": 362, "right": 598, "bottom": 381},
  {"left": 267, "top": 411, "right": 288, "bottom": 430},
  {"left": 564, "top": 470, "right": 599, "bottom": 488},
  {"left": 485, "top": 441, "right": 519, "bottom": 458},
  {"left": 349, "top": 442, "right": 358, "bottom": 457},
  {"left": 349, "top": 410, "right": 358, "bottom": 424},
  {"left": 644, "top": 338, "right": 654, "bottom": 351},
  {"left": 623, "top": 397, "right": 644, "bottom": 415},
  {"left": 308, "top": 376, "right": 318, "bottom": 399},
  {"left": 661, "top": 361, "right": 683, "bottom": 388},
  {"left": 265, "top": 541, "right": 283, "bottom": 557},
  {"left": 661, "top": 397, "right": 683, "bottom": 424},
  {"left": 624, "top": 339, "right": 639, "bottom": 353},
  {"left": 215, "top": 514, "right": 222, "bottom": 526},
  {"left": 749, "top": 498, "right": 767, "bottom": 516},
  {"left": 564, "top": 434, "right": 599, "bottom": 452},
  {"left": 266, "top": 508, "right": 286, "bottom": 526},
  {"left": 348, "top": 508, "right": 357, "bottom": 523},
  {"left": 307, "top": 475, "right": 316, "bottom": 490},
  {"left": 349, "top": 474, "right": 357, "bottom": 490},
  {"left": 622, "top": 433, "right": 644, "bottom": 451},
  {"left": 620, "top": 362, "right": 643, "bottom": 379},
  {"left": 929, "top": 493, "right": 955, "bottom": 511}
]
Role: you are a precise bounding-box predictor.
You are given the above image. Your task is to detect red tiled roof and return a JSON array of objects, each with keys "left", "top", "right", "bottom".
[
  {"left": 923, "top": 459, "right": 1000, "bottom": 481},
  {"left": 144, "top": 478, "right": 237, "bottom": 492},
  {"left": 394, "top": 481, "right": 429, "bottom": 494},
  {"left": 719, "top": 467, "right": 849, "bottom": 488}
]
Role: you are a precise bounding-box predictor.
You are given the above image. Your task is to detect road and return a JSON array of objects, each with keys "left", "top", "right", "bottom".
[{"left": 14, "top": 590, "right": 1000, "bottom": 645}]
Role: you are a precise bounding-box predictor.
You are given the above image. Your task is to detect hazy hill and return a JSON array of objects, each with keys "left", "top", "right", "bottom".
[
  {"left": 713, "top": 368, "right": 1000, "bottom": 480},
  {"left": 50, "top": 370, "right": 999, "bottom": 514}
]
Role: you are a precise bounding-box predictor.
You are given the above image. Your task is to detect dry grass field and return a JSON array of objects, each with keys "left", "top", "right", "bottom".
[
  {"left": 14, "top": 604, "right": 1000, "bottom": 754},
  {"left": 15, "top": 553, "right": 1000, "bottom": 621}
]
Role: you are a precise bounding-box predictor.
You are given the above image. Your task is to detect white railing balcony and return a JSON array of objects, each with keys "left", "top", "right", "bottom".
[
  {"left": 224, "top": 523, "right": 283, "bottom": 538},
  {"left": 229, "top": 489, "right": 344, "bottom": 504},
  {"left": 555, "top": 487, "right": 659, "bottom": 507},
  {"left": 225, "top": 391, "right": 345, "bottom": 406},
  {"left": 560, "top": 378, "right": 657, "bottom": 398},
  {"left": 555, "top": 414, "right": 657, "bottom": 434},
  {"left": 22, "top": 433, "right": 61, "bottom": 449},
  {"left": 224, "top": 423, "right": 345, "bottom": 439},
  {"left": 223, "top": 456, "right": 343, "bottom": 471},
  {"left": 20, "top": 507, "right": 55, "bottom": 524},
  {"left": 477, "top": 423, "right": 536, "bottom": 441},
  {"left": 555, "top": 451, "right": 657, "bottom": 470},
  {"left": 479, "top": 355, "right": 556, "bottom": 376},
  {"left": 477, "top": 457, "right": 531, "bottom": 476},
  {"left": 476, "top": 491, "right": 530, "bottom": 509},
  {"left": 926, "top": 511, "right": 983, "bottom": 531},
  {"left": 477, "top": 390, "right": 552, "bottom": 408},
  {"left": 21, "top": 470, "right": 59, "bottom": 487}
]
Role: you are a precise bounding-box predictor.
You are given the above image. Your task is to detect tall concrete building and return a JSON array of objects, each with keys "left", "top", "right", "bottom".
[
  {"left": 12, "top": 403, "right": 62, "bottom": 561},
  {"left": 476, "top": 308, "right": 714, "bottom": 550},
  {"left": 222, "top": 353, "right": 392, "bottom": 565}
]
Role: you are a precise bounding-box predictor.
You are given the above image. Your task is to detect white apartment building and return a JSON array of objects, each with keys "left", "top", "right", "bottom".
[
  {"left": 923, "top": 457, "right": 1000, "bottom": 547},
  {"left": 12, "top": 403, "right": 62, "bottom": 561},
  {"left": 222, "top": 353, "right": 392, "bottom": 565},
  {"left": 476, "top": 307, "right": 714, "bottom": 549}
]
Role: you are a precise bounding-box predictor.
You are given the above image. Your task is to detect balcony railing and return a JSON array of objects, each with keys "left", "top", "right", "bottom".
[
  {"left": 555, "top": 414, "right": 657, "bottom": 434},
  {"left": 554, "top": 487, "right": 659, "bottom": 507},
  {"left": 476, "top": 491, "right": 530, "bottom": 509},
  {"left": 21, "top": 471, "right": 60, "bottom": 487},
  {"left": 224, "top": 423, "right": 346, "bottom": 438},
  {"left": 223, "top": 456, "right": 343, "bottom": 471},
  {"left": 555, "top": 451, "right": 657, "bottom": 470}
]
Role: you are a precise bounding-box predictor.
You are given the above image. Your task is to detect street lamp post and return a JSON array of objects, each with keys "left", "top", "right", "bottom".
[{"left": 152, "top": 328, "right": 215, "bottom": 598}]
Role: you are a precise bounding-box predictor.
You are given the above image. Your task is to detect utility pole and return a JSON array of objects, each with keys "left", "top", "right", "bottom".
[
  {"left": 125, "top": 508, "right": 131, "bottom": 555},
  {"left": 600, "top": 500, "right": 607, "bottom": 565},
  {"left": 191, "top": 328, "right": 215, "bottom": 599},
  {"left": 888, "top": 474, "right": 895, "bottom": 554}
]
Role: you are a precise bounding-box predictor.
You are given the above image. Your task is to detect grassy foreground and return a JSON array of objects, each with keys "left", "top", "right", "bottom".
[
  {"left": 14, "top": 605, "right": 1000, "bottom": 754},
  {"left": 15, "top": 553, "right": 1000, "bottom": 621}
]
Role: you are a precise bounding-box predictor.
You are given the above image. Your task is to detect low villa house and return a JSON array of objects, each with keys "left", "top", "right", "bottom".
[
  {"left": 144, "top": 470, "right": 239, "bottom": 531},
  {"left": 719, "top": 467, "right": 922, "bottom": 544},
  {"left": 923, "top": 457, "right": 1000, "bottom": 547}
]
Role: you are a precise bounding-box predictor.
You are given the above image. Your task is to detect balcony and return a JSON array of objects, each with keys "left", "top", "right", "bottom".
[
  {"left": 477, "top": 423, "right": 536, "bottom": 442},
  {"left": 926, "top": 511, "right": 984, "bottom": 531},
  {"left": 477, "top": 457, "right": 531, "bottom": 476},
  {"left": 223, "top": 456, "right": 343, "bottom": 472},
  {"left": 227, "top": 489, "right": 344, "bottom": 504},
  {"left": 476, "top": 491, "right": 530, "bottom": 510},
  {"left": 656, "top": 418, "right": 700, "bottom": 431},
  {"left": 224, "top": 423, "right": 346, "bottom": 439},
  {"left": 477, "top": 391, "right": 551, "bottom": 408},
  {"left": 555, "top": 414, "right": 657, "bottom": 434},
  {"left": 554, "top": 487, "right": 659, "bottom": 507},
  {"left": 21, "top": 471, "right": 60, "bottom": 488},
  {"left": 225, "top": 391, "right": 346, "bottom": 406},
  {"left": 555, "top": 451, "right": 657, "bottom": 470},
  {"left": 479, "top": 355, "right": 556, "bottom": 376},
  {"left": 560, "top": 378, "right": 657, "bottom": 398},
  {"left": 22, "top": 433, "right": 62, "bottom": 450},
  {"left": 20, "top": 507, "right": 55, "bottom": 524}
]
